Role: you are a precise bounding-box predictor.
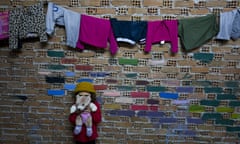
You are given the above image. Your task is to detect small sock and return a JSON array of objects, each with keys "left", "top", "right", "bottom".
[
  {"left": 86, "top": 127, "right": 93, "bottom": 137},
  {"left": 74, "top": 125, "right": 82, "bottom": 135}
]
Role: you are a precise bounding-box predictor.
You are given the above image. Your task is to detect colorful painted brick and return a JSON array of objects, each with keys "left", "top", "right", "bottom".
[
  {"left": 137, "top": 111, "right": 165, "bottom": 118},
  {"left": 217, "top": 94, "right": 237, "bottom": 100},
  {"left": 45, "top": 76, "right": 65, "bottom": 83},
  {"left": 187, "top": 118, "right": 204, "bottom": 124},
  {"left": 216, "top": 107, "right": 234, "bottom": 113},
  {"left": 48, "top": 64, "right": 65, "bottom": 70},
  {"left": 159, "top": 92, "right": 178, "bottom": 99},
  {"left": 47, "top": 50, "right": 64, "bottom": 57},
  {"left": 64, "top": 84, "right": 75, "bottom": 91},
  {"left": 131, "top": 105, "right": 149, "bottom": 111},
  {"left": 200, "top": 100, "right": 220, "bottom": 106},
  {"left": 118, "top": 58, "right": 138, "bottom": 66},
  {"left": 108, "top": 110, "right": 135, "bottom": 117},
  {"left": 76, "top": 78, "right": 93, "bottom": 83},
  {"left": 131, "top": 92, "right": 150, "bottom": 98},
  {"left": 229, "top": 101, "right": 240, "bottom": 107},
  {"left": 189, "top": 105, "right": 205, "bottom": 112},
  {"left": 65, "top": 71, "right": 75, "bottom": 77},
  {"left": 47, "top": 90, "right": 65, "bottom": 96},
  {"left": 201, "top": 113, "right": 222, "bottom": 121},
  {"left": 193, "top": 53, "right": 214, "bottom": 63},
  {"left": 204, "top": 87, "right": 223, "bottom": 93},
  {"left": 147, "top": 86, "right": 166, "bottom": 92},
  {"left": 75, "top": 65, "right": 94, "bottom": 71},
  {"left": 216, "top": 119, "right": 234, "bottom": 125},
  {"left": 176, "top": 87, "right": 194, "bottom": 93}
]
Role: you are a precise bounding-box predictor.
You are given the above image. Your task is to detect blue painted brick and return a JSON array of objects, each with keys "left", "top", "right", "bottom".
[
  {"left": 47, "top": 90, "right": 65, "bottom": 96},
  {"left": 137, "top": 111, "right": 165, "bottom": 118},
  {"left": 159, "top": 92, "right": 178, "bottom": 99},
  {"left": 187, "top": 118, "right": 204, "bottom": 124},
  {"left": 183, "top": 130, "right": 197, "bottom": 136},
  {"left": 159, "top": 118, "right": 177, "bottom": 123},
  {"left": 147, "top": 99, "right": 159, "bottom": 104},
  {"left": 176, "top": 87, "right": 194, "bottom": 93},
  {"left": 90, "top": 72, "right": 109, "bottom": 77},
  {"left": 64, "top": 84, "right": 75, "bottom": 91},
  {"left": 76, "top": 78, "right": 93, "bottom": 83},
  {"left": 108, "top": 110, "right": 135, "bottom": 117},
  {"left": 65, "top": 72, "right": 75, "bottom": 77}
]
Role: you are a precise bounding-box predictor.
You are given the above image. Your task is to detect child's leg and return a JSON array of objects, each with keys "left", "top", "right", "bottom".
[
  {"left": 74, "top": 115, "right": 82, "bottom": 135},
  {"left": 85, "top": 116, "right": 93, "bottom": 137}
]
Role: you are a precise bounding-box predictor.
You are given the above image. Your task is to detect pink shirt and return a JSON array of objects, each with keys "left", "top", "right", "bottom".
[
  {"left": 144, "top": 20, "right": 178, "bottom": 53},
  {"left": 0, "top": 11, "right": 9, "bottom": 40},
  {"left": 76, "top": 15, "right": 118, "bottom": 55}
]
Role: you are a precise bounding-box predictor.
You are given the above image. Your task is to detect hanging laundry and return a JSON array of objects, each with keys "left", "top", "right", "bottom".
[
  {"left": 178, "top": 14, "right": 218, "bottom": 51},
  {"left": 230, "top": 9, "right": 240, "bottom": 40},
  {"left": 46, "top": 2, "right": 81, "bottom": 48},
  {"left": 216, "top": 9, "right": 238, "bottom": 40},
  {"left": 76, "top": 14, "right": 118, "bottom": 55},
  {"left": 9, "top": 2, "right": 47, "bottom": 49},
  {"left": 110, "top": 18, "right": 147, "bottom": 45},
  {"left": 0, "top": 11, "right": 9, "bottom": 40},
  {"left": 144, "top": 20, "right": 178, "bottom": 54}
]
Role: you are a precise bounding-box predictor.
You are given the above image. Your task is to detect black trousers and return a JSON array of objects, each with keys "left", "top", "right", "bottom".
[{"left": 76, "top": 140, "right": 96, "bottom": 144}]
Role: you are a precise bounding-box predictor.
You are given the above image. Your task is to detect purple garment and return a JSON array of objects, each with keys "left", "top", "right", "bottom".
[
  {"left": 0, "top": 11, "right": 9, "bottom": 40},
  {"left": 76, "top": 14, "right": 118, "bottom": 55},
  {"left": 145, "top": 20, "right": 178, "bottom": 53},
  {"left": 81, "top": 112, "right": 91, "bottom": 123}
]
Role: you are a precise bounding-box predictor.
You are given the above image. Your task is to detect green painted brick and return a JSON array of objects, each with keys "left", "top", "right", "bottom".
[
  {"left": 216, "top": 107, "right": 234, "bottom": 113},
  {"left": 146, "top": 86, "right": 166, "bottom": 92},
  {"left": 204, "top": 87, "right": 223, "bottom": 93},
  {"left": 118, "top": 58, "right": 138, "bottom": 66},
  {"left": 189, "top": 105, "right": 205, "bottom": 112},
  {"left": 125, "top": 73, "right": 138, "bottom": 78},
  {"left": 229, "top": 101, "right": 240, "bottom": 107},
  {"left": 217, "top": 94, "right": 237, "bottom": 100},
  {"left": 202, "top": 113, "right": 222, "bottom": 120},
  {"left": 47, "top": 50, "right": 65, "bottom": 57},
  {"left": 200, "top": 100, "right": 220, "bottom": 106},
  {"left": 226, "top": 126, "right": 240, "bottom": 132},
  {"left": 192, "top": 80, "right": 212, "bottom": 87},
  {"left": 193, "top": 53, "right": 214, "bottom": 63},
  {"left": 224, "top": 81, "right": 239, "bottom": 88},
  {"left": 231, "top": 113, "right": 240, "bottom": 119},
  {"left": 48, "top": 64, "right": 66, "bottom": 70},
  {"left": 216, "top": 119, "right": 234, "bottom": 125}
]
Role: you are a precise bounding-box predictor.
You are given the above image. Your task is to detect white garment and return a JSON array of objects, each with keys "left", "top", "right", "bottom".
[
  {"left": 46, "top": 2, "right": 81, "bottom": 48},
  {"left": 216, "top": 9, "right": 237, "bottom": 40}
]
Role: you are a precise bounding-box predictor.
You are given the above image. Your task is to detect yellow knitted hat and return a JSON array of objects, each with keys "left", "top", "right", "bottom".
[{"left": 74, "top": 82, "right": 96, "bottom": 94}]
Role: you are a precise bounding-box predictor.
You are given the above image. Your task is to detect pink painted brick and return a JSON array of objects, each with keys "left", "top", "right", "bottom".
[
  {"left": 94, "top": 84, "right": 108, "bottom": 90},
  {"left": 75, "top": 65, "right": 94, "bottom": 71},
  {"left": 131, "top": 92, "right": 150, "bottom": 98},
  {"left": 131, "top": 105, "right": 149, "bottom": 111}
]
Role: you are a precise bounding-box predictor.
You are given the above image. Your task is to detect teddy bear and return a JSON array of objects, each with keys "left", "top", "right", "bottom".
[{"left": 70, "top": 91, "right": 97, "bottom": 137}]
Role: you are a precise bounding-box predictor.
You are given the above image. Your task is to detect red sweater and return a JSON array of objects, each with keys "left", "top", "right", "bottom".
[{"left": 69, "top": 101, "right": 102, "bottom": 142}]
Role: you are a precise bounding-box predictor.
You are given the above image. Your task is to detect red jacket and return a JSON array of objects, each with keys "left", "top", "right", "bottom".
[{"left": 69, "top": 101, "right": 102, "bottom": 142}]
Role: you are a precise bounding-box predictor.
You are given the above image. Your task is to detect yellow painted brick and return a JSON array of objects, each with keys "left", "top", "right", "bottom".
[{"left": 103, "top": 104, "right": 121, "bottom": 109}]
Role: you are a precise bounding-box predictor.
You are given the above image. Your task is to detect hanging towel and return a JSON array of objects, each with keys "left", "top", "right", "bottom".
[
  {"left": 76, "top": 14, "right": 118, "bottom": 55},
  {"left": 0, "top": 11, "right": 9, "bottom": 40},
  {"left": 9, "top": 2, "right": 47, "bottom": 49},
  {"left": 216, "top": 9, "right": 238, "bottom": 40},
  {"left": 178, "top": 14, "right": 218, "bottom": 51},
  {"left": 231, "top": 9, "right": 240, "bottom": 40},
  {"left": 144, "top": 20, "right": 178, "bottom": 53},
  {"left": 110, "top": 18, "right": 147, "bottom": 45},
  {"left": 46, "top": 2, "right": 81, "bottom": 48}
]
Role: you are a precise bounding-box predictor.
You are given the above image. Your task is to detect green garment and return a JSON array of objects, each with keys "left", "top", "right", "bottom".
[{"left": 178, "top": 14, "right": 219, "bottom": 51}]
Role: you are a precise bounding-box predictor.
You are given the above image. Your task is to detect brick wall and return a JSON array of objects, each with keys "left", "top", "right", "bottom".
[{"left": 0, "top": 0, "right": 240, "bottom": 143}]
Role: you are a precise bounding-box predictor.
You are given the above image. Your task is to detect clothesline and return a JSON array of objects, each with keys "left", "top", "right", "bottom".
[{"left": 0, "top": 2, "right": 239, "bottom": 55}]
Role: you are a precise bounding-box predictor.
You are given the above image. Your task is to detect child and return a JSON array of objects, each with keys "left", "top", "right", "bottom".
[{"left": 69, "top": 82, "right": 102, "bottom": 144}]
